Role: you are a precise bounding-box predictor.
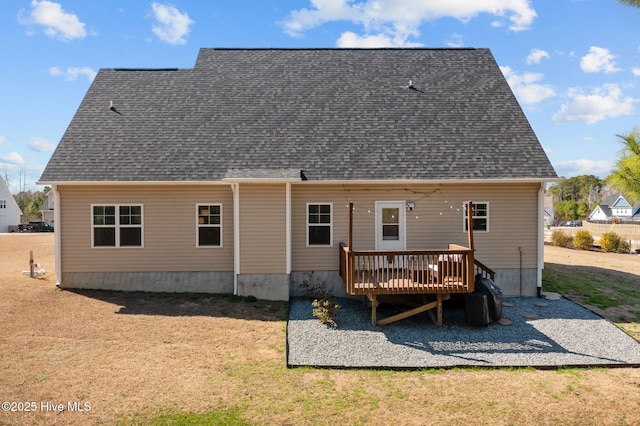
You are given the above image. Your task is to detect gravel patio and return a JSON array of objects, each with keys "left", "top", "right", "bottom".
[{"left": 287, "top": 294, "right": 640, "bottom": 369}]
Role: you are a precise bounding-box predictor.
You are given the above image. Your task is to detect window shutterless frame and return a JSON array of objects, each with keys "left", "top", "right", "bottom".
[
  {"left": 306, "top": 202, "right": 332, "bottom": 246},
  {"left": 196, "top": 203, "right": 223, "bottom": 247},
  {"left": 91, "top": 204, "right": 144, "bottom": 248},
  {"left": 463, "top": 201, "right": 489, "bottom": 233}
]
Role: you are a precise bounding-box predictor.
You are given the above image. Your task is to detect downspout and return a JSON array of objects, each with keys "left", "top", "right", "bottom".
[
  {"left": 286, "top": 182, "right": 292, "bottom": 276},
  {"left": 537, "top": 182, "right": 544, "bottom": 297},
  {"left": 231, "top": 183, "right": 240, "bottom": 295},
  {"left": 52, "top": 185, "right": 62, "bottom": 287}
]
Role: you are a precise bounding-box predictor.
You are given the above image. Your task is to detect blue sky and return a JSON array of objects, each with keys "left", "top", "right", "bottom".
[{"left": 1, "top": 0, "right": 639, "bottom": 192}]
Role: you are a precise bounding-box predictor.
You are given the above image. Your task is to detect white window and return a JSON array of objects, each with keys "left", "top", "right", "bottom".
[
  {"left": 463, "top": 202, "right": 489, "bottom": 232},
  {"left": 307, "top": 203, "right": 332, "bottom": 246},
  {"left": 0, "top": 200, "right": 6, "bottom": 209},
  {"left": 92, "top": 205, "right": 143, "bottom": 247},
  {"left": 197, "top": 204, "right": 222, "bottom": 247}
]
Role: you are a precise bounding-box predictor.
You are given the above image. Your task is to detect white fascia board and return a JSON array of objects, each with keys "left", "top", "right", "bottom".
[
  {"left": 36, "top": 180, "right": 231, "bottom": 186},
  {"left": 293, "top": 178, "right": 560, "bottom": 185},
  {"left": 221, "top": 178, "right": 302, "bottom": 184}
]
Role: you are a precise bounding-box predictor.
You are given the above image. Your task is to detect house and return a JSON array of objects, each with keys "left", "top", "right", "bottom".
[
  {"left": 589, "top": 194, "right": 640, "bottom": 222},
  {"left": 38, "top": 48, "right": 557, "bottom": 301},
  {"left": 0, "top": 176, "right": 23, "bottom": 233},
  {"left": 40, "top": 190, "right": 55, "bottom": 227},
  {"left": 543, "top": 195, "right": 554, "bottom": 227}
]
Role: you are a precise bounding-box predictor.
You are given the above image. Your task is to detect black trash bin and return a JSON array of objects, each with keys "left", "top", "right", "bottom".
[
  {"left": 465, "top": 274, "right": 503, "bottom": 326},
  {"left": 465, "top": 291, "right": 491, "bottom": 326}
]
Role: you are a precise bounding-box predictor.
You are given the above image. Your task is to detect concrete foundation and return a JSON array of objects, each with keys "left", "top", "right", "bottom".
[
  {"left": 62, "top": 271, "right": 234, "bottom": 293},
  {"left": 237, "top": 273, "right": 290, "bottom": 301},
  {"left": 290, "top": 269, "right": 539, "bottom": 298},
  {"left": 492, "top": 268, "right": 538, "bottom": 297},
  {"left": 290, "top": 271, "right": 349, "bottom": 298}
]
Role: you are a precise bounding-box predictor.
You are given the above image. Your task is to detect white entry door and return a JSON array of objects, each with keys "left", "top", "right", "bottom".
[{"left": 375, "top": 201, "right": 406, "bottom": 251}]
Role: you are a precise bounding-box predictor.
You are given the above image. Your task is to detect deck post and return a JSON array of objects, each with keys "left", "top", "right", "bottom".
[
  {"left": 467, "top": 201, "right": 476, "bottom": 291},
  {"left": 467, "top": 201, "right": 474, "bottom": 251},
  {"left": 348, "top": 202, "right": 353, "bottom": 249},
  {"left": 367, "top": 294, "right": 378, "bottom": 326}
]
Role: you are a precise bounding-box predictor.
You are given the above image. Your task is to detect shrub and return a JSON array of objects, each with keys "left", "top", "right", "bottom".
[
  {"left": 311, "top": 298, "right": 341, "bottom": 325},
  {"left": 617, "top": 240, "right": 630, "bottom": 254},
  {"left": 300, "top": 271, "right": 340, "bottom": 325},
  {"left": 599, "top": 231, "right": 631, "bottom": 254},
  {"left": 599, "top": 231, "right": 622, "bottom": 253},
  {"left": 551, "top": 229, "right": 571, "bottom": 247},
  {"left": 573, "top": 230, "right": 594, "bottom": 250}
]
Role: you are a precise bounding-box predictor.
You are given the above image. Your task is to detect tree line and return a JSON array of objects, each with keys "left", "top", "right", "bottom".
[
  {"left": 2, "top": 166, "right": 51, "bottom": 223},
  {"left": 548, "top": 128, "right": 640, "bottom": 221}
]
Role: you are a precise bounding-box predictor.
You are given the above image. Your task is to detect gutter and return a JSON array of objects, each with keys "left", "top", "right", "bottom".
[
  {"left": 231, "top": 183, "right": 240, "bottom": 296},
  {"left": 52, "top": 185, "right": 62, "bottom": 287},
  {"left": 537, "top": 182, "right": 545, "bottom": 297}
]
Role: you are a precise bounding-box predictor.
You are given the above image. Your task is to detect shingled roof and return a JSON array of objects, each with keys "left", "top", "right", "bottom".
[{"left": 40, "top": 48, "right": 557, "bottom": 183}]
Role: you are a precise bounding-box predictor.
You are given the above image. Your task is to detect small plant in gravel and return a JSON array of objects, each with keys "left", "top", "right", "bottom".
[
  {"left": 300, "top": 271, "right": 340, "bottom": 326},
  {"left": 573, "top": 230, "right": 594, "bottom": 250},
  {"left": 551, "top": 229, "right": 572, "bottom": 247},
  {"left": 312, "top": 298, "right": 341, "bottom": 325}
]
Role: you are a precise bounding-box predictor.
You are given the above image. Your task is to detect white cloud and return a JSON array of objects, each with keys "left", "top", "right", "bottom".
[
  {"left": 19, "top": 0, "right": 86, "bottom": 41},
  {"left": 553, "top": 159, "right": 613, "bottom": 178},
  {"left": 552, "top": 84, "right": 636, "bottom": 125},
  {"left": 0, "top": 136, "right": 8, "bottom": 146},
  {"left": 500, "top": 66, "right": 555, "bottom": 105},
  {"left": 632, "top": 67, "right": 640, "bottom": 77},
  {"left": 526, "top": 48, "right": 550, "bottom": 64},
  {"left": 445, "top": 33, "right": 464, "bottom": 48},
  {"left": 49, "top": 66, "right": 96, "bottom": 82},
  {"left": 337, "top": 31, "right": 422, "bottom": 48},
  {"left": 282, "top": 0, "right": 537, "bottom": 45},
  {"left": 580, "top": 46, "right": 620, "bottom": 74},
  {"left": 28, "top": 137, "right": 56, "bottom": 153},
  {"left": 0, "top": 152, "right": 25, "bottom": 166},
  {"left": 150, "top": 2, "right": 194, "bottom": 45}
]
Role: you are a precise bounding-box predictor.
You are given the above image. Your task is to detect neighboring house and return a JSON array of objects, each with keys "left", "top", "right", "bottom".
[
  {"left": 0, "top": 176, "right": 23, "bottom": 233},
  {"left": 543, "top": 195, "right": 554, "bottom": 227},
  {"left": 589, "top": 194, "right": 640, "bottom": 222},
  {"left": 40, "top": 190, "right": 55, "bottom": 227},
  {"left": 38, "top": 48, "right": 558, "bottom": 300}
]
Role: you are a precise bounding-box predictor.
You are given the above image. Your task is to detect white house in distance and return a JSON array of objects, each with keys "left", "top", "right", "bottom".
[
  {"left": 0, "top": 176, "right": 23, "bottom": 232},
  {"left": 40, "top": 190, "right": 55, "bottom": 227},
  {"left": 589, "top": 194, "right": 640, "bottom": 222}
]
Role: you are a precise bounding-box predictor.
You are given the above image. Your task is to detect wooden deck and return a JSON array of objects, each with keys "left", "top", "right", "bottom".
[
  {"left": 339, "top": 243, "right": 494, "bottom": 326},
  {"left": 339, "top": 201, "right": 495, "bottom": 326}
]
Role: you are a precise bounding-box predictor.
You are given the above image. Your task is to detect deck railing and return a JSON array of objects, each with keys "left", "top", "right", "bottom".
[{"left": 339, "top": 242, "right": 495, "bottom": 296}]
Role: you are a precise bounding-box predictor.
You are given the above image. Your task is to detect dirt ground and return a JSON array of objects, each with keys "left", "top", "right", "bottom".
[
  {"left": 1, "top": 233, "right": 639, "bottom": 425},
  {"left": 544, "top": 243, "right": 640, "bottom": 275}
]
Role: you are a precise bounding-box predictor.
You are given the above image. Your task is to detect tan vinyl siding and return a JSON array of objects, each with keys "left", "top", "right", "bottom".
[
  {"left": 292, "top": 183, "right": 541, "bottom": 271},
  {"left": 59, "top": 185, "right": 234, "bottom": 272},
  {"left": 238, "top": 184, "right": 286, "bottom": 274}
]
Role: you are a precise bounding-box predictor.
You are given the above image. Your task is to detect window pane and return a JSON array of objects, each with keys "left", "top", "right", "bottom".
[
  {"left": 120, "top": 227, "right": 142, "bottom": 246},
  {"left": 309, "top": 225, "right": 331, "bottom": 245},
  {"left": 472, "top": 218, "right": 487, "bottom": 231},
  {"left": 94, "top": 228, "right": 116, "bottom": 247},
  {"left": 319, "top": 205, "right": 330, "bottom": 214},
  {"left": 474, "top": 203, "right": 488, "bottom": 217},
  {"left": 309, "top": 205, "right": 319, "bottom": 214},
  {"left": 199, "top": 227, "right": 221, "bottom": 246},
  {"left": 94, "top": 205, "right": 116, "bottom": 225},
  {"left": 382, "top": 208, "right": 399, "bottom": 224},
  {"left": 382, "top": 224, "right": 399, "bottom": 240}
]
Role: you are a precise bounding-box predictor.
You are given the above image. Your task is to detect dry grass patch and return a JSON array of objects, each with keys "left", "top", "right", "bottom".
[{"left": 1, "top": 234, "right": 640, "bottom": 425}]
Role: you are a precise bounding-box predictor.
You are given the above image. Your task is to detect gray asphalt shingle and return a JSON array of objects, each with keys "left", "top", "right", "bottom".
[{"left": 40, "top": 48, "right": 557, "bottom": 183}]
